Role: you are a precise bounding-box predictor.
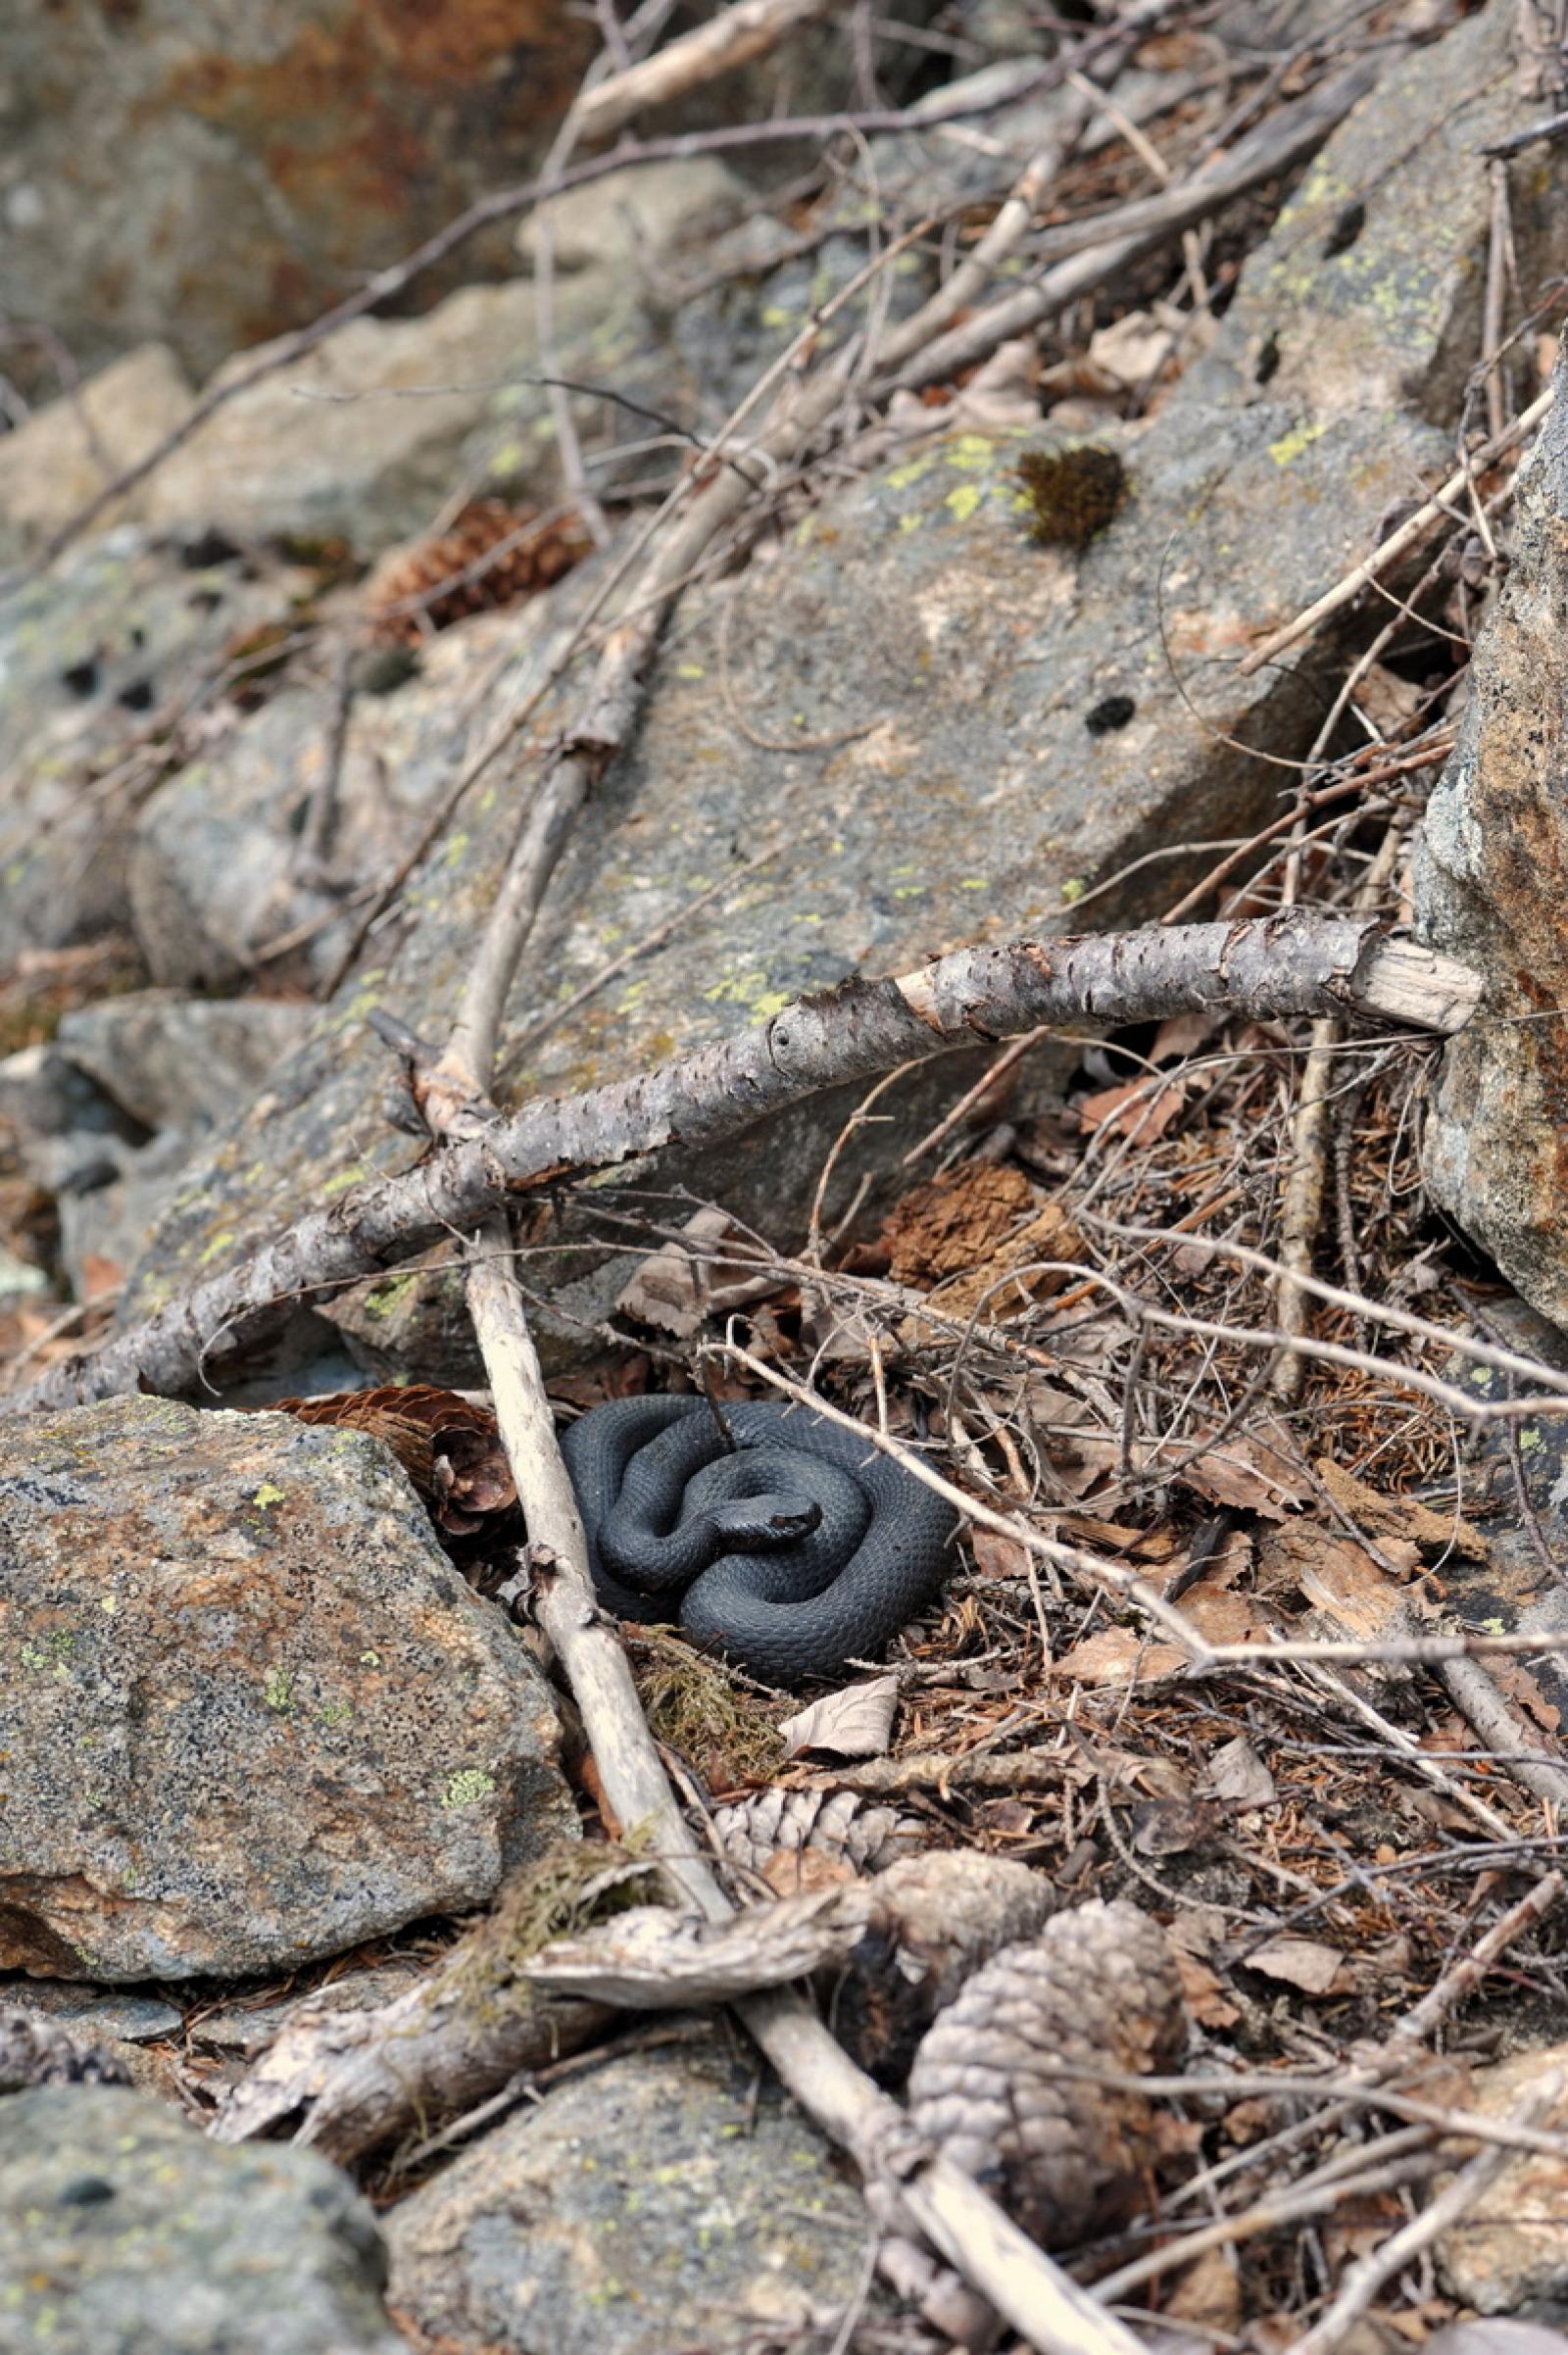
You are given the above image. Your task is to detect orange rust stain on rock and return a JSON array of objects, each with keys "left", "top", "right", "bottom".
[{"left": 163, "top": 2, "right": 592, "bottom": 261}]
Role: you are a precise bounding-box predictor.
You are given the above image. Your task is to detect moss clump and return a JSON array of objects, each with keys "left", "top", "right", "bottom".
[
  {"left": 629, "top": 1629, "right": 787, "bottom": 1789},
  {"left": 1017, "top": 445, "right": 1127, "bottom": 550}
]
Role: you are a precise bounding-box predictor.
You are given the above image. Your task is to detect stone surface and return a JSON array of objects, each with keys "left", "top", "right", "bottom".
[
  {"left": 123, "top": 556, "right": 614, "bottom": 995},
  {"left": 120, "top": 1, "right": 1539, "bottom": 1381},
  {"left": 0, "top": 345, "right": 194, "bottom": 566},
  {"left": 0, "top": 1396, "right": 571, "bottom": 1980},
  {"left": 140, "top": 279, "right": 611, "bottom": 558},
  {"left": 0, "top": 529, "right": 312, "bottom": 965},
  {"left": 386, "top": 2035, "right": 873, "bottom": 2354},
  {"left": 1418, "top": 346, "right": 1568, "bottom": 1333},
  {"left": 0, "top": 1, "right": 592, "bottom": 387},
  {"left": 191, "top": 1960, "right": 424, "bottom": 2060},
  {"left": 1435, "top": 2044, "right": 1568, "bottom": 2313},
  {"left": 0, "top": 2085, "right": 402, "bottom": 2354},
  {"left": 55, "top": 993, "right": 311, "bottom": 1135}
]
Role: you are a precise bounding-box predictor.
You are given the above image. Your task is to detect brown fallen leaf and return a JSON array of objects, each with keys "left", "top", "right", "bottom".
[
  {"left": 1077, "top": 1076, "right": 1187, "bottom": 1143},
  {"left": 782, "top": 1675, "right": 900, "bottom": 1761},
  {"left": 1241, "top": 1935, "right": 1346, "bottom": 1995}
]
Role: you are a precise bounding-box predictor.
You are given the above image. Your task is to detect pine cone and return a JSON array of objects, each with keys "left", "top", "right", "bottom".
[
  {"left": 367, "top": 503, "right": 592, "bottom": 643},
  {"left": 832, "top": 1849, "right": 1057, "bottom": 2085},
  {"left": 906, "top": 1898, "right": 1186, "bottom": 2247},
  {"left": 0, "top": 2011, "right": 131, "bottom": 2091},
  {"left": 711, "top": 1786, "right": 925, "bottom": 1880},
  {"left": 270, "top": 1386, "right": 515, "bottom": 1537}
]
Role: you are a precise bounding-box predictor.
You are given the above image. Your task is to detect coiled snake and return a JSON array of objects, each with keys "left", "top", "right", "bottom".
[{"left": 561, "top": 1397, "right": 958, "bottom": 1687}]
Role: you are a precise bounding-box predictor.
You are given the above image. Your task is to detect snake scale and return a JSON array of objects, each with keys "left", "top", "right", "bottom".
[{"left": 560, "top": 1397, "right": 958, "bottom": 1687}]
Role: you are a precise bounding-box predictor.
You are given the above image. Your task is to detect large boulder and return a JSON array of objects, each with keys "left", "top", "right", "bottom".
[
  {"left": 0, "top": 1396, "right": 572, "bottom": 1980},
  {"left": 386, "top": 2035, "right": 876, "bottom": 2354},
  {"left": 1417, "top": 351, "right": 1568, "bottom": 1332},
  {"left": 0, "top": 0, "right": 593, "bottom": 386},
  {"left": 117, "top": 2, "right": 1552, "bottom": 1385},
  {"left": 0, "top": 2085, "right": 403, "bottom": 2354},
  {"left": 0, "top": 530, "right": 313, "bottom": 964}
]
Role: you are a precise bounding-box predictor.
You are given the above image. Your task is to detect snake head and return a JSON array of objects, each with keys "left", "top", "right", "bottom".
[{"left": 707, "top": 1492, "right": 823, "bottom": 1552}]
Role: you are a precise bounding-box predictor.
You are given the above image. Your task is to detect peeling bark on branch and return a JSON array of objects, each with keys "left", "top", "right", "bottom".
[{"left": 7, "top": 916, "right": 1477, "bottom": 1413}]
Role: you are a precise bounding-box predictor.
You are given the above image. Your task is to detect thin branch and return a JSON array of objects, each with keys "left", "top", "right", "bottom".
[{"left": 1237, "top": 385, "right": 1554, "bottom": 675}]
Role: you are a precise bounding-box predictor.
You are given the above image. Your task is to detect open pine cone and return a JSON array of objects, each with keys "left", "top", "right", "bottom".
[
  {"left": 270, "top": 1386, "right": 515, "bottom": 1538},
  {"left": 906, "top": 1897, "right": 1186, "bottom": 2247},
  {"left": 366, "top": 503, "right": 592, "bottom": 643}
]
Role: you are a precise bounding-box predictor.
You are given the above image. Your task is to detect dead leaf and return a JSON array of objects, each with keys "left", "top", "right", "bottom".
[
  {"left": 1150, "top": 1008, "right": 1222, "bottom": 1063},
  {"left": 78, "top": 1251, "right": 122, "bottom": 1302},
  {"left": 1053, "top": 1627, "right": 1189, "bottom": 1685},
  {"left": 614, "top": 1206, "right": 774, "bottom": 1338},
  {"left": 1241, "top": 1935, "right": 1346, "bottom": 1995},
  {"left": 970, "top": 1529, "right": 1033, "bottom": 1582},
  {"left": 782, "top": 1675, "right": 900, "bottom": 1760},
  {"left": 1077, "top": 1076, "right": 1187, "bottom": 1143},
  {"left": 1203, "top": 1736, "right": 1277, "bottom": 1812},
  {"left": 1172, "top": 1421, "right": 1312, "bottom": 1518},
  {"left": 1172, "top": 1948, "right": 1241, "bottom": 2029}
]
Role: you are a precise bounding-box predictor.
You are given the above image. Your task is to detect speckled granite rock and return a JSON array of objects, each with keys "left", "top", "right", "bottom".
[
  {"left": 0, "top": 345, "right": 194, "bottom": 567},
  {"left": 0, "top": 530, "right": 311, "bottom": 965},
  {"left": 385, "top": 2036, "right": 873, "bottom": 2354},
  {"left": 0, "top": 1, "right": 592, "bottom": 388},
  {"left": 1434, "top": 2044, "right": 1568, "bottom": 2313},
  {"left": 1417, "top": 346, "right": 1568, "bottom": 1334},
  {"left": 0, "top": 1396, "right": 571, "bottom": 1981},
  {"left": 0, "top": 2085, "right": 402, "bottom": 2354}
]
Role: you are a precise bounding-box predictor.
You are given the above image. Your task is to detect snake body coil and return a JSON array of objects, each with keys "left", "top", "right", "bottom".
[{"left": 561, "top": 1398, "right": 958, "bottom": 1687}]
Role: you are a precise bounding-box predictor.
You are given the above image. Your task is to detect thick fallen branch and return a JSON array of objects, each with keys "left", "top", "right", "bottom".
[
  {"left": 466, "top": 1238, "right": 1147, "bottom": 2355},
  {"left": 6, "top": 916, "right": 1478, "bottom": 1413}
]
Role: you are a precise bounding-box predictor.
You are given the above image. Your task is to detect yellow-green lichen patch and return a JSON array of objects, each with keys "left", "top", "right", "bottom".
[
  {"left": 320, "top": 1163, "right": 369, "bottom": 1200},
  {"left": 945, "top": 482, "right": 983, "bottom": 523},
  {"left": 362, "top": 1269, "right": 421, "bottom": 1320},
  {"left": 442, "top": 1767, "right": 497, "bottom": 1808},
  {"left": 252, "top": 1483, "right": 286, "bottom": 1509},
  {"left": 1268, "top": 418, "right": 1328, "bottom": 467},
  {"left": 263, "top": 1667, "right": 295, "bottom": 1714},
  {"left": 197, "top": 1229, "right": 237, "bottom": 1266}
]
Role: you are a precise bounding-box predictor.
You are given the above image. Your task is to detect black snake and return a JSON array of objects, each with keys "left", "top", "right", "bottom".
[{"left": 560, "top": 1397, "right": 958, "bottom": 1686}]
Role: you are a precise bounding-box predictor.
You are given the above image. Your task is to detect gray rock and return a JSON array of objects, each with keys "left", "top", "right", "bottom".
[
  {"left": 191, "top": 1962, "right": 424, "bottom": 2060},
  {"left": 0, "top": 1043, "right": 137, "bottom": 1150},
  {"left": 0, "top": 2, "right": 594, "bottom": 388},
  {"left": 1434, "top": 2044, "right": 1568, "bottom": 2313},
  {"left": 54, "top": 1131, "right": 197, "bottom": 1303},
  {"left": 0, "top": 1983, "right": 181, "bottom": 2044},
  {"left": 56, "top": 992, "right": 311, "bottom": 1135},
  {"left": 121, "top": 1, "right": 1538, "bottom": 1381},
  {"left": 386, "top": 2036, "right": 874, "bottom": 2354},
  {"left": 139, "top": 279, "right": 612, "bottom": 557},
  {"left": 0, "top": 530, "right": 311, "bottom": 965},
  {"left": 0, "top": 345, "right": 195, "bottom": 568},
  {"left": 1418, "top": 346, "right": 1568, "bottom": 1332},
  {"left": 0, "top": 2085, "right": 402, "bottom": 2354},
  {"left": 0, "top": 1396, "right": 572, "bottom": 1980}
]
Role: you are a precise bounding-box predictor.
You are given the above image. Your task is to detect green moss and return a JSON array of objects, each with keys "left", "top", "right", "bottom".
[{"left": 1016, "top": 444, "right": 1127, "bottom": 549}]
